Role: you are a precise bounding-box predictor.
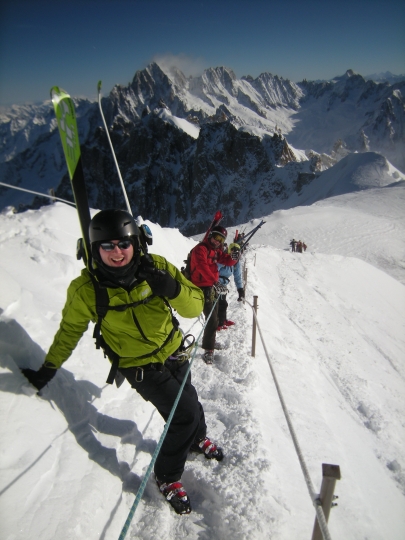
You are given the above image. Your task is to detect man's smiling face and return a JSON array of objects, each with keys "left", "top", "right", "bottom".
[{"left": 99, "top": 240, "right": 134, "bottom": 267}]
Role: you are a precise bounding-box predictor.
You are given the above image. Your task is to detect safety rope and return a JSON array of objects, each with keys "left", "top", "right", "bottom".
[
  {"left": 245, "top": 299, "right": 333, "bottom": 540},
  {"left": 118, "top": 294, "right": 220, "bottom": 540},
  {"left": 0, "top": 181, "right": 76, "bottom": 207}
]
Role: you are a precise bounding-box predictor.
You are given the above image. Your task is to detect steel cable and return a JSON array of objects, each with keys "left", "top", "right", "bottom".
[
  {"left": 0, "top": 181, "right": 76, "bottom": 207},
  {"left": 245, "top": 298, "right": 332, "bottom": 540}
]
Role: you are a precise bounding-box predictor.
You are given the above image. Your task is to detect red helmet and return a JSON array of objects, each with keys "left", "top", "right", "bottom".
[{"left": 209, "top": 225, "right": 227, "bottom": 241}]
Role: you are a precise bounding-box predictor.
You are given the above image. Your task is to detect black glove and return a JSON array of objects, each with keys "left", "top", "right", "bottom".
[
  {"left": 213, "top": 282, "right": 228, "bottom": 295},
  {"left": 21, "top": 365, "right": 57, "bottom": 391},
  {"left": 231, "top": 250, "right": 240, "bottom": 261},
  {"left": 237, "top": 288, "right": 245, "bottom": 301},
  {"left": 140, "top": 266, "right": 180, "bottom": 299}
]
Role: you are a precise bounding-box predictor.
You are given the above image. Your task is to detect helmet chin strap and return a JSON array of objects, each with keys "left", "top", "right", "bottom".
[{"left": 90, "top": 239, "right": 143, "bottom": 288}]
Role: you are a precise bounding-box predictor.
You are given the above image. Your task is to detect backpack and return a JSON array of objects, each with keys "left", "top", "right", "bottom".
[
  {"left": 181, "top": 244, "right": 201, "bottom": 280},
  {"left": 181, "top": 250, "right": 192, "bottom": 280}
]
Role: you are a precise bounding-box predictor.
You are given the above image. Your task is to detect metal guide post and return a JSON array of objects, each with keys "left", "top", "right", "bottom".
[
  {"left": 312, "top": 464, "right": 341, "bottom": 540},
  {"left": 251, "top": 295, "right": 258, "bottom": 357}
]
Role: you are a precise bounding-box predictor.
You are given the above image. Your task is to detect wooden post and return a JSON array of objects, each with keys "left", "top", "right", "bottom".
[
  {"left": 311, "top": 463, "right": 341, "bottom": 540},
  {"left": 243, "top": 265, "right": 248, "bottom": 297},
  {"left": 251, "top": 296, "right": 258, "bottom": 357}
]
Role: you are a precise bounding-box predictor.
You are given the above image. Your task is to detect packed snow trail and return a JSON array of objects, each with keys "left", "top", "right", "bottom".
[{"left": 121, "top": 286, "right": 274, "bottom": 540}]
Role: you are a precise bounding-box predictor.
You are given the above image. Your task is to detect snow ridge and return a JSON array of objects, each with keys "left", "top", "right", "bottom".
[{"left": 0, "top": 191, "right": 404, "bottom": 539}]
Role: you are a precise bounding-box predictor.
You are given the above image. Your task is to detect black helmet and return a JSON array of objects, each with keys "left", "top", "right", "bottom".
[
  {"left": 89, "top": 209, "right": 140, "bottom": 244},
  {"left": 209, "top": 225, "right": 227, "bottom": 240}
]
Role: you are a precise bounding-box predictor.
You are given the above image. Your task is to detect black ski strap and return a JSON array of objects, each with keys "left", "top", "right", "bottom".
[
  {"left": 89, "top": 274, "right": 155, "bottom": 349},
  {"left": 161, "top": 297, "right": 180, "bottom": 333}
]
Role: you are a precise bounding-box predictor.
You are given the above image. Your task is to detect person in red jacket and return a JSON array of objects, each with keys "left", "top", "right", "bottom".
[{"left": 189, "top": 225, "right": 237, "bottom": 364}]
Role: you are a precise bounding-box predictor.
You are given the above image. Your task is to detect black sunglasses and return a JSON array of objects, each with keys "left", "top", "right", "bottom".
[{"left": 100, "top": 240, "right": 133, "bottom": 252}]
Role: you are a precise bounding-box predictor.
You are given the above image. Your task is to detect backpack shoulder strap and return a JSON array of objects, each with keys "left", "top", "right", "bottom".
[
  {"left": 89, "top": 273, "right": 110, "bottom": 350},
  {"left": 89, "top": 273, "right": 156, "bottom": 348}
]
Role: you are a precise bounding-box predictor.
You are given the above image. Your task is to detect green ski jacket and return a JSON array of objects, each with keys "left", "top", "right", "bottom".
[{"left": 44, "top": 254, "right": 204, "bottom": 370}]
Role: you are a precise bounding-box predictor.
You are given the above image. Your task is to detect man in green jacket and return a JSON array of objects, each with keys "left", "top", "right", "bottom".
[{"left": 22, "top": 209, "right": 223, "bottom": 515}]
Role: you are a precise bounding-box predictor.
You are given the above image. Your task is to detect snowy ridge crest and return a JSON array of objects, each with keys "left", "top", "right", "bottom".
[{"left": 0, "top": 187, "right": 404, "bottom": 538}]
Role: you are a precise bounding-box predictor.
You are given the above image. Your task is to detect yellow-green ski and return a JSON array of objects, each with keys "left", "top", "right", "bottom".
[{"left": 51, "top": 86, "right": 92, "bottom": 266}]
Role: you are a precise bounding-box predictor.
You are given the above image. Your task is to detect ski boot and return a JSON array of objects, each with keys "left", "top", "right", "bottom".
[
  {"left": 190, "top": 437, "right": 224, "bottom": 461},
  {"left": 156, "top": 476, "right": 192, "bottom": 515}
]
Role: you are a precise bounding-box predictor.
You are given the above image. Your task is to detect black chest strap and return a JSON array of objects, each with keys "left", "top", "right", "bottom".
[{"left": 89, "top": 274, "right": 156, "bottom": 348}]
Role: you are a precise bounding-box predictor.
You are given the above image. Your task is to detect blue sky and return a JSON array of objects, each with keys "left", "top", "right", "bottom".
[{"left": 0, "top": 0, "right": 404, "bottom": 107}]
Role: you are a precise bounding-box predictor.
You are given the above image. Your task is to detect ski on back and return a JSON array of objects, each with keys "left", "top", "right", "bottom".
[
  {"left": 202, "top": 210, "right": 223, "bottom": 243},
  {"left": 238, "top": 219, "right": 266, "bottom": 251},
  {"left": 50, "top": 86, "right": 92, "bottom": 266}
]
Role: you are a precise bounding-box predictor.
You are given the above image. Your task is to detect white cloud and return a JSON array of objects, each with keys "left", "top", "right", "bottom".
[{"left": 151, "top": 52, "right": 207, "bottom": 78}]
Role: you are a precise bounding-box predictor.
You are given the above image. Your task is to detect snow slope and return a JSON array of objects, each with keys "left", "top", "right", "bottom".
[
  {"left": 156, "top": 109, "right": 200, "bottom": 139},
  {"left": 291, "top": 152, "right": 404, "bottom": 205},
  {"left": 0, "top": 187, "right": 404, "bottom": 539}
]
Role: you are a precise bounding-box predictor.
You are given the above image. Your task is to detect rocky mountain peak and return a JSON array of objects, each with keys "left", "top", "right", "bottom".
[
  {"left": 200, "top": 66, "right": 238, "bottom": 96},
  {"left": 1, "top": 65, "right": 404, "bottom": 231}
]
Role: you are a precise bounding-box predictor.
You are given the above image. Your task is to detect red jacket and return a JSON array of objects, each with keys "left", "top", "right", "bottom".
[{"left": 190, "top": 241, "right": 236, "bottom": 287}]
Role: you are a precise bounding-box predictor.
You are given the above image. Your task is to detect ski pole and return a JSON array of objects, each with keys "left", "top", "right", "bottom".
[{"left": 97, "top": 81, "right": 133, "bottom": 215}]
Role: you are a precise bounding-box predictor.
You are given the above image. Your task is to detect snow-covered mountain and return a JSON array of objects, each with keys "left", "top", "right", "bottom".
[
  {"left": 1, "top": 64, "right": 404, "bottom": 234},
  {"left": 0, "top": 173, "right": 404, "bottom": 539},
  {"left": 290, "top": 70, "right": 405, "bottom": 169},
  {"left": 365, "top": 71, "right": 405, "bottom": 85}
]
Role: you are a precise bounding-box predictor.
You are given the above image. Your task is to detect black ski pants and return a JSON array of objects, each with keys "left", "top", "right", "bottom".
[
  {"left": 119, "top": 359, "right": 207, "bottom": 483},
  {"left": 218, "top": 294, "right": 228, "bottom": 326},
  {"left": 201, "top": 287, "right": 219, "bottom": 350}
]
